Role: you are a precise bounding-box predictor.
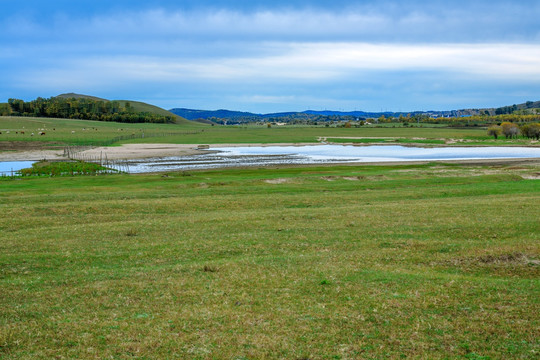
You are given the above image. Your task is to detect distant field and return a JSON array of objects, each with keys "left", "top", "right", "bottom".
[
  {"left": 3, "top": 116, "right": 538, "bottom": 148},
  {"left": 0, "top": 116, "right": 204, "bottom": 147},
  {"left": 126, "top": 125, "right": 493, "bottom": 145},
  {"left": 1, "top": 162, "right": 539, "bottom": 359}
]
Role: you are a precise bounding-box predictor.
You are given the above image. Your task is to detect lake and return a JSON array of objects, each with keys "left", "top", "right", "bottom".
[
  {"left": 121, "top": 145, "right": 540, "bottom": 173},
  {"left": 3, "top": 145, "right": 539, "bottom": 175},
  {"left": 0, "top": 161, "right": 34, "bottom": 176}
]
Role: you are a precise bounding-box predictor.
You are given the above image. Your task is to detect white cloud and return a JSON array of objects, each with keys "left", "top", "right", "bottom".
[
  {"left": 3, "top": 2, "right": 540, "bottom": 111},
  {"left": 20, "top": 42, "right": 540, "bottom": 97},
  {"left": 102, "top": 43, "right": 540, "bottom": 80},
  {"left": 4, "top": 4, "right": 539, "bottom": 43}
]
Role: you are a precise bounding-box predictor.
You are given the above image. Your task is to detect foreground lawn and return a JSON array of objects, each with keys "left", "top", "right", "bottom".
[{"left": 0, "top": 163, "right": 539, "bottom": 359}]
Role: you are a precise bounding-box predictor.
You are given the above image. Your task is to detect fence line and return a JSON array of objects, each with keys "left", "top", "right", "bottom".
[
  {"left": 61, "top": 130, "right": 202, "bottom": 173},
  {"left": 0, "top": 168, "right": 16, "bottom": 178},
  {"left": 64, "top": 149, "right": 131, "bottom": 174}
]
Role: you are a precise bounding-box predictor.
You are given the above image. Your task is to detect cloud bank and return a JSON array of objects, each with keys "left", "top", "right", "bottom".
[{"left": 1, "top": 1, "right": 540, "bottom": 112}]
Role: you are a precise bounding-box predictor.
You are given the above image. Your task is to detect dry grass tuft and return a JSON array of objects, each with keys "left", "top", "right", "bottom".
[
  {"left": 203, "top": 265, "right": 218, "bottom": 272},
  {"left": 125, "top": 228, "right": 138, "bottom": 237}
]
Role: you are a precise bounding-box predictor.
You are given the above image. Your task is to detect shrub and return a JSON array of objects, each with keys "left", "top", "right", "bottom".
[
  {"left": 521, "top": 123, "right": 540, "bottom": 140},
  {"left": 500, "top": 122, "right": 520, "bottom": 139},
  {"left": 487, "top": 125, "right": 502, "bottom": 139}
]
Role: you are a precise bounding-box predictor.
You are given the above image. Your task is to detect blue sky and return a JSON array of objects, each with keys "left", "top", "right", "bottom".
[{"left": 1, "top": 0, "right": 539, "bottom": 113}]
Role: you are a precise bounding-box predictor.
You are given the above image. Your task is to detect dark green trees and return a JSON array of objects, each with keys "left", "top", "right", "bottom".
[{"left": 2, "top": 97, "right": 175, "bottom": 124}]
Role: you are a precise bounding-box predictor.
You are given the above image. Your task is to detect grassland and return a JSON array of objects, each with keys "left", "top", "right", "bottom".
[
  {"left": 1, "top": 162, "right": 539, "bottom": 359},
  {"left": 2, "top": 116, "right": 533, "bottom": 148},
  {"left": 1, "top": 116, "right": 539, "bottom": 358},
  {"left": 0, "top": 116, "right": 204, "bottom": 148}
]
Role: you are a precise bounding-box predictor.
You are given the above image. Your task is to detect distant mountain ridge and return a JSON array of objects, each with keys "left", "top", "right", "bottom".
[
  {"left": 170, "top": 100, "right": 540, "bottom": 121},
  {"left": 169, "top": 108, "right": 400, "bottom": 121}
]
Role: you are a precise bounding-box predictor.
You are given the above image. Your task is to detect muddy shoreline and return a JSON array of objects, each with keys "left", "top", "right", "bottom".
[
  {"left": 1, "top": 143, "right": 539, "bottom": 168},
  {"left": 0, "top": 143, "right": 322, "bottom": 161}
]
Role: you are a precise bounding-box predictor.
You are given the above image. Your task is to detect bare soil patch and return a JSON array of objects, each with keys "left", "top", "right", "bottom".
[
  {"left": 77, "top": 144, "right": 208, "bottom": 160},
  {"left": 264, "top": 178, "right": 292, "bottom": 184},
  {"left": 521, "top": 172, "right": 540, "bottom": 180},
  {"left": 440, "top": 252, "right": 540, "bottom": 277},
  {"left": 0, "top": 141, "right": 66, "bottom": 161}
]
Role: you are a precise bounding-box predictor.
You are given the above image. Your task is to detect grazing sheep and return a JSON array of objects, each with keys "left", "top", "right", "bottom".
[
  {"left": 71, "top": 131, "right": 75, "bottom": 134},
  {"left": 31, "top": 133, "right": 34, "bottom": 136},
  {"left": 39, "top": 132, "right": 46, "bottom": 136},
  {"left": 21, "top": 131, "right": 25, "bottom": 134}
]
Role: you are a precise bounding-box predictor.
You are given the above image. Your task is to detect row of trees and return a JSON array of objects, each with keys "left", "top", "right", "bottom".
[
  {"left": 0, "top": 97, "right": 176, "bottom": 124},
  {"left": 426, "top": 114, "right": 540, "bottom": 126},
  {"left": 377, "top": 114, "right": 540, "bottom": 126},
  {"left": 487, "top": 122, "right": 540, "bottom": 140}
]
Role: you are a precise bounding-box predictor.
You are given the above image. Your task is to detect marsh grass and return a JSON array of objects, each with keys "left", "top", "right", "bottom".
[
  {"left": 15, "top": 160, "right": 116, "bottom": 177},
  {"left": 0, "top": 162, "right": 539, "bottom": 359}
]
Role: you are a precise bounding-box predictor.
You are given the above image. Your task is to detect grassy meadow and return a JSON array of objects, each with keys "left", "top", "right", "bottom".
[
  {"left": 1, "top": 162, "right": 539, "bottom": 359},
  {"left": 0, "top": 117, "right": 204, "bottom": 147},
  {"left": 2, "top": 116, "right": 535, "bottom": 147}
]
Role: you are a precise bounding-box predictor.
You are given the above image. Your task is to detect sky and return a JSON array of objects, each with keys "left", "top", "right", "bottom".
[{"left": 1, "top": 0, "right": 540, "bottom": 113}]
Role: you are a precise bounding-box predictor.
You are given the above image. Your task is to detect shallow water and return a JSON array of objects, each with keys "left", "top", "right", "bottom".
[
  {"left": 0, "top": 161, "right": 34, "bottom": 176},
  {"left": 120, "top": 145, "right": 540, "bottom": 173}
]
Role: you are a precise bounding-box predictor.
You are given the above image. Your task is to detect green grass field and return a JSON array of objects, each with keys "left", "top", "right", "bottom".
[
  {"left": 0, "top": 117, "right": 204, "bottom": 147},
  {"left": 1, "top": 116, "right": 524, "bottom": 147},
  {"left": 1, "top": 162, "right": 539, "bottom": 359}
]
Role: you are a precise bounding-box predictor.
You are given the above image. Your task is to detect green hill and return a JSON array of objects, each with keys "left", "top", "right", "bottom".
[
  {"left": 56, "top": 93, "right": 192, "bottom": 125},
  {"left": 56, "top": 93, "right": 109, "bottom": 102}
]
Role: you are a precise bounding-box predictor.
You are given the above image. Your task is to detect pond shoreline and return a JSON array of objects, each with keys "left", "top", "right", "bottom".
[{"left": 1, "top": 143, "right": 540, "bottom": 166}]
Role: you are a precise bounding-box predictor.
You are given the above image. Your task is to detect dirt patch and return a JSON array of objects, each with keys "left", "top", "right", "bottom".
[
  {"left": 0, "top": 149, "right": 66, "bottom": 161},
  {"left": 449, "top": 252, "right": 539, "bottom": 267},
  {"left": 77, "top": 144, "right": 208, "bottom": 160},
  {"left": 321, "top": 176, "right": 337, "bottom": 181},
  {"left": 521, "top": 172, "right": 540, "bottom": 180},
  {"left": 477, "top": 253, "right": 537, "bottom": 265},
  {"left": 264, "top": 178, "right": 291, "bottom": 184}
]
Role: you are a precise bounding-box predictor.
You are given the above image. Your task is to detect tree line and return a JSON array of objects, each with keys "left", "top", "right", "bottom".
[
  {"left": 0, "top": 97, "right": 176, "bottom": 124},
  {"left": 434, "top": 114, "right": 540, "bottom": 125}
]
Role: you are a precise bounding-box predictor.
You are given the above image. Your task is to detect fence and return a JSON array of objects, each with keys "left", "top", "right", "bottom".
[
  {"left": 0, "top": 168, "right": 18, "bottom": 178},
  {"left": 63, "top": 147, "right": 131, "bottom": 173},
  {"left": 62, "top": 130, "right": 203, "bottom": 173}
]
